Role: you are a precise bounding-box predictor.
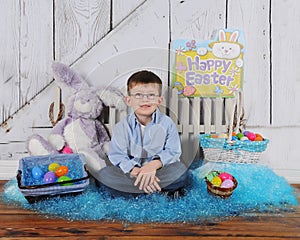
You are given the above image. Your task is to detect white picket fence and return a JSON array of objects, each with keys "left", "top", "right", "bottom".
[{"left": 104, "top": 88, "right": 236, "bottom": 164}]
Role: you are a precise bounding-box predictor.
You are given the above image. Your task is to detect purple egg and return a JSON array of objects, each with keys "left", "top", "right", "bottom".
[
  {"left": 221, "top": 179, "right": 234, "bottom": 188},
  {"left": 243, "top": 131, "right": 250, "bottom": 136},
  {"left": 43, "top": 171, "right": 56, "bottom": 184}
]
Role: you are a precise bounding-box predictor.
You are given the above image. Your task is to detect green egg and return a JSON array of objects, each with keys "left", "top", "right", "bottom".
[
  {"left": 205, "top": 171, "right": 219, "bottom": 182},
  {"left": 57, "top": 176, "right": 73, "bottom": 186},
  {"left": 236, "top": 133, "right": 244, "bottom": 139}
]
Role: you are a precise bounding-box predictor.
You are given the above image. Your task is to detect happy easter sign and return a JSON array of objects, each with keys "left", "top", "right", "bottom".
[{"left": 172, "top": 29, "right": 245, "bottom": 97}]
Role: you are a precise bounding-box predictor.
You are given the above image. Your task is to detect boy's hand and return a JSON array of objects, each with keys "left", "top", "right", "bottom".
[
  {"left": 134, "top": 160, "right": 162, "bottom": 193},
  {"left": 129, "top": 167, "right": 141, "bottom": 178},
  {"left": 130, "top": 166, "right": 160, "bottom": 193}
]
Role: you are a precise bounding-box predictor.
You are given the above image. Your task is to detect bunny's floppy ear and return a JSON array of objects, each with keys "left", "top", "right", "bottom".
[
  {"left": 96, "top": 86, "right": 127, "bottom": 111},
  {"left": 52, "top": 62, "right": 89, "bottom": 91}
]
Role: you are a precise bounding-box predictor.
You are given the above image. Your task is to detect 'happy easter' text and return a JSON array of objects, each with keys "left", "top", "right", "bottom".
[{"left": 185, "top": 56, "right": 234, "bottom": 86}]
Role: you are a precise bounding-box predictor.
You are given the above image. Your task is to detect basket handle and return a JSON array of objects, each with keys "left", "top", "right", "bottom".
[{"left": 227, "top": 90, "right": 243, "bottom": 142}]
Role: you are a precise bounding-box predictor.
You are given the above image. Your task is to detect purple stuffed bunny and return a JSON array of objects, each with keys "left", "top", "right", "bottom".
[{"left": 27, "top": 62, "right": 126, "bottom": 175}]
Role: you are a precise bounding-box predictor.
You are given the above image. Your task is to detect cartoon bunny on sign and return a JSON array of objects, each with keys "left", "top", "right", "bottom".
[{"left": 209, "top": 29, "right": 244, "bottom": 67}]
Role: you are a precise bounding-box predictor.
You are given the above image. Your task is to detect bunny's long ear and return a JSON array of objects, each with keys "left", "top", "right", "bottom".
[
  {"left": 219, "top": 29, "right": 226, "bottom": 41},
  {"left": 230, "top": 31, "right": 239, "bottom": 42},
  {"left": 52, "top": 62, "right": 89, "bottom": 91},
  {"left": 96, "top": 86, "right": 127, "bottom": 111}
]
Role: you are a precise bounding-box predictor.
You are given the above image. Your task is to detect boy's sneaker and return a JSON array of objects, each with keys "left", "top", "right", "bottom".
[{"left": 163, "top": 187, "right": 186, "bottom": 199}]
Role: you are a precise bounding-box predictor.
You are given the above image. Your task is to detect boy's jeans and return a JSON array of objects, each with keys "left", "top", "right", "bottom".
[{"left": 95, "top": 161, "right": 189, "bottom": 198}]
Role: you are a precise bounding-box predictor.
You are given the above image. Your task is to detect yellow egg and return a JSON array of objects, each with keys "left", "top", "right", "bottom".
[
  {"left": 48, "top": 162, "right": 60, "bottom": 172},
  {"left": 211, "top": 176, "right": 222, "bottom": 186},
  {"left": 218, "top": 133, "right": 228, "bottom": 139}
]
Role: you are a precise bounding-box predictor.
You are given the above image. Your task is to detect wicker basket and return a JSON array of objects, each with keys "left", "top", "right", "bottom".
[
  {"left": 205, "top": 171, "right": 238, "bottom": 199},
  {"left": 199, "top": 90, "right": 269, "bottom": 164},
  {"left": 199, "top": 134, "right": 269, "bottom": 163}
]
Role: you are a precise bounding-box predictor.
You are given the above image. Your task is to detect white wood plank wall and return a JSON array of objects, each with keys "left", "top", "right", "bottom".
[{"left": 0, "top": 0, "right": 300, "bottom": 183}]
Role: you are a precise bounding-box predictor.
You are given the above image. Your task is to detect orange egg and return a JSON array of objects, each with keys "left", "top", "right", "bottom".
[
  {"left": 232, "top": 132, "right": 237, "bottom": 136},
  {"left": 211, "top": 134, "right": 218, "bottom": 138},
  {"left": 55, "top": 165, "right": 68, "bottom": 177},
  {"left": 254, "top": 136, "right": 263, "bottom": 141},
  {"left": 255, "top": 133, "right": 263, "bottom": 138}
]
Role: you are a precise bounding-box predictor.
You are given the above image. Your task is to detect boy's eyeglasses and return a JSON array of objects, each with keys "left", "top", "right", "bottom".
[{"left": 129, "top": 93, "right": 160, "bottom": 100}]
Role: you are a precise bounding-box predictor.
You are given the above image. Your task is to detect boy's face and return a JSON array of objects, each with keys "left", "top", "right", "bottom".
[{"left": 125, "top": 83, "right": 163, "bottom": 120}]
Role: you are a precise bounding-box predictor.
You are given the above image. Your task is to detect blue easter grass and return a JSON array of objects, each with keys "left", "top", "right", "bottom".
[{"left": 2, "top": 164, "right": 298, "bottom": 223}]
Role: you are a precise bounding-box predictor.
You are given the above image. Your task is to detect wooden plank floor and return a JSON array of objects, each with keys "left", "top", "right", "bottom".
[{"left": 0, "top": 181, "right": 299, "bottom": 240}]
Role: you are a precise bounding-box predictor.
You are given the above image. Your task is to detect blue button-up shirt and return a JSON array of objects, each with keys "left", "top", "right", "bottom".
[{"left": 108, "top": 109, "right": 182, "bottom": 173}]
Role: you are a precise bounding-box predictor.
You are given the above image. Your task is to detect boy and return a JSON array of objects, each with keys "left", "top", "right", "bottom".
[{"left": 96, "top": 70, "right": 188, "bottom": 198}]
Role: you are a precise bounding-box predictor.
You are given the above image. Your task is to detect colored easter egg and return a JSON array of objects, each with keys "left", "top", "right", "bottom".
[
  {"left": 43, "top": 171, "right": 56, "bottom": 184},
  {"left": 218, "top": 172, "right": 233, "bottom": 181},
  {"left": 255, "top": 136, "right": 263, "bottom": 141},
  {"left": 183, "top": 86, "right": 196, "bottom": 96},
  {"left": 62, "top": 146, "right": 73, "bottom": 154},
  {"left": 236, "top": 133, "right": 244, "bottom": 139},
  {"left": 218, "top": 133, "right": 228, "bottom": 139},
  {"left": 211, "top": 134, "right": 218, "bottom": 138},
  {"left": 57, "top": 176, "right": 73, "bottom": 186},
  {"left": 211, "top": 176, "right": 222, "bottom": 187},
  {"left": 232, "top": 132, "right": 237, "bottom": 136},
  {"left": 243, "top": 131, "right": 250, "bottom": 136},
  {"left": 174, "top": 82, "right": 184, "bottom": 94},
  {"left": 206, "top": 171, "right": 219, "bottom": 182},
  {"left": 240, "top": 136, "right": 249, "bottom": 141},
  {"left": 247, "top": 132, "right": 256, "bottom": 141},
  {"left": 221, "top": 179, "right": 235, "bottom": 188},
  {"left": 48, "top": 162, "right": 60, "bottom": 172},
  {"left": 232, "top": 136, "right": 238, "bottom": 141},
  {"left": 255, "top": 133, "right": 263, "bottom": 139},
  {"left": 55, "top": 165, "right": 68, "bottom": 177},
  {"left": 31, "top": 166, "right": 44, "bottom": 180}
]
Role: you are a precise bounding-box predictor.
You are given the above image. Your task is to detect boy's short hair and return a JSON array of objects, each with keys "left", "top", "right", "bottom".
[{"left": 127, "top": 70, "right": 162, "bottom": 95}]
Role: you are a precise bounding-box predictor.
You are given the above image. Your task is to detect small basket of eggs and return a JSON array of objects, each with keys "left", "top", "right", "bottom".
[
  {"left": 199, "top": 91, "right": 269, "bottom": 164},
  {"left": 205, "top": 171, "right": 238, "bottom": 199}
]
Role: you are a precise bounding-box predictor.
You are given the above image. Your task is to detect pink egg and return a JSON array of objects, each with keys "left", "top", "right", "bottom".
[
  {"left": 218, "top": 172, "right": 233, "bottom": 181},
  {"left": 247, "top": 132, "right": 256, "bottom": 141},
  {"left": 221, "top": 179, "right": 234, "bottom": 188},
  {"left": 62, "top": 146, "right": 73, "bottom": 154}
]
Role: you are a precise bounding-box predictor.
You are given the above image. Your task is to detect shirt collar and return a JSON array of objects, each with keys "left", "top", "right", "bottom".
[{"left": 129, "top": 108, "right": 161, "bottom": 128}]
